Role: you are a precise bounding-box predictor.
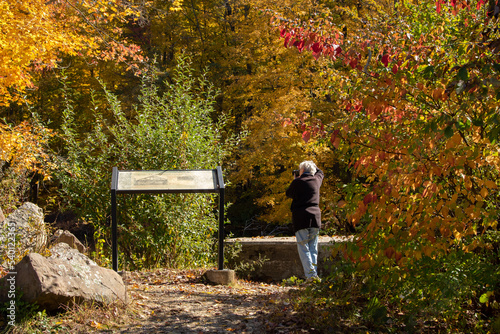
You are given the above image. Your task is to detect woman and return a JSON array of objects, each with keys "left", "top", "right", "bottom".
[{"left": 286, "top": 160, "right": 324, "bottom": 280}]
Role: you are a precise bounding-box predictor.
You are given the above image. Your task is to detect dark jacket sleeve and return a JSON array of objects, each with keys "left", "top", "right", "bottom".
[{"left": 315, "top": 169, "right": 324, "bottom": 182}]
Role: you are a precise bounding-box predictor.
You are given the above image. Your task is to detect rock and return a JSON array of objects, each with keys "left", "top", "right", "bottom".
[
  {"left": 0, "top": 243, "right": 126, "bottom": 311},
  {"left": 0, "top": 202, "right": 47, "bottom": 268},
  {"left": 50, "top": 229, "right": 86, "bottom": 253},
  {"left": 205, "top": 269, "right": 236, "bottom": 285}
]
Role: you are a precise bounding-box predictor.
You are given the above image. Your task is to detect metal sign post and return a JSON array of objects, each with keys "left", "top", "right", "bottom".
[{"left": 110, "top": 166, "right": 225, "bottom": 272}]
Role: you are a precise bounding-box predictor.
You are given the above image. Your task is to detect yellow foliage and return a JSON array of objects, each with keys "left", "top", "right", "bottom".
[
  {"left": 0, "top": 121, "right": 53, "bottom": 177},
  {"left": 0, "top": 0, "right": 83, "bottom": 104},
  {"left": 171, "top": 0, "right": 184, "bottom": 11},
  {"left": 0, "top": 0, "right": 142, "bottom": 105}
]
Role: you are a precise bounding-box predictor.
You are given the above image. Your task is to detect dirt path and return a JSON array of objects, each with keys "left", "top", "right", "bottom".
[{"left": 107, "top": 268, "right": 303, "bottom": 334}]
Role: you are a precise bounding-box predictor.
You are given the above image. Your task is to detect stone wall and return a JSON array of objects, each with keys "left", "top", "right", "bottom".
[{"left": 225, "top": 236, "right": 352, "bottom": 281}]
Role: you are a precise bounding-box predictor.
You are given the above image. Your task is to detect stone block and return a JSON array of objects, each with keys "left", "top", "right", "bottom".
[{"left": 205, "top": 269, "right": 236, "bottom": 285}]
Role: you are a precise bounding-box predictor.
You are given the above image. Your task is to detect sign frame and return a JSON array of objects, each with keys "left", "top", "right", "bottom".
[{"left": 110, "top": 166, "right": 225, "bottom": 272}]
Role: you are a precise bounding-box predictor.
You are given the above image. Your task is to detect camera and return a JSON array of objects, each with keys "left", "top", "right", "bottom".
[{"left": 292, "top": 169, "right": 300, "bottom": 177}]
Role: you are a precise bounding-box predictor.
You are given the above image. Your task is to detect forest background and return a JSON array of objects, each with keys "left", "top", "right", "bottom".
[{"left": 1, "top": 0, "right": 500, "bottom": 331}]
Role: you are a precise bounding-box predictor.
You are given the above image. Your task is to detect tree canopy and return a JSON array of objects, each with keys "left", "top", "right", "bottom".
[
  {"left": 0, "top": 0, "right": 144, "bottom": 106},
  {"left": 272, "top": 0, "right": 500, "bottom": 265}
]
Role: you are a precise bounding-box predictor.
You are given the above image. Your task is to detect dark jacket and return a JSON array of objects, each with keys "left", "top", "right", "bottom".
[{"left": 285, "top": 169, "right": 324, "bottom": 233}]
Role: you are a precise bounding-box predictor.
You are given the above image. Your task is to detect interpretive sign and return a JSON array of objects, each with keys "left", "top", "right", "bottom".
[
  {"left": 111, "top": 167, "right": 225, "bottom": 272},
  {"left": 116, "top": 170, "right": 218, "bottom": 192}
]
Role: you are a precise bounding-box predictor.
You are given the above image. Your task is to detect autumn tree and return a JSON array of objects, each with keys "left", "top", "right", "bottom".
[
  {"left": 275, "top": 0, "right": 500, "bottom": 259},
  {"left": 0, "top": 0, "right": 146, "bottom": 213},
  {"left": 0, "top": 120, "right": 53, "bottom": 213},
  {"left": 271, "top": 0, "right": 500, "bottom": 327},
  {"left": 0, "top": 0, "right": 143, "bottom": 106}
]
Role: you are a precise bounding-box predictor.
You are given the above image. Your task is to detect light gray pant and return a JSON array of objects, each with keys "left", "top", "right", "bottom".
[{"left": 295, "top": 228, "right": 319, "bottom": 279}]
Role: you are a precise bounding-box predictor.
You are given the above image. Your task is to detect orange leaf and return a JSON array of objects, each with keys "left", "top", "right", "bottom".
[
  {"left": 384, "top": 247, "right": 395, "bottom": 259},
  {"left": 432, "top": 88, "right": 443, "bottom": 100},
  {"left": 302, "top": 130, "right": 311, "bottom": 143},
  {"left": 485, "top": 180, "right": 497, "bottom": 189},
  {"left": 330, "top": 130, "right": 341, "bottom": 148}
]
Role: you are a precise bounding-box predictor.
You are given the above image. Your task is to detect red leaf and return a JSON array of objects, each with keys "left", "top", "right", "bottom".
[
  {"left": 284, "top": 34, "right": 291, "bottom": 47},
  {"left": 294, "top": 39, "right": 305, "bottom": 52},
  {"left": 381, "top": 54, "right": 390, "bottom": 67},
  {"left": 385, "top": 247, "right": 395, "bottom": 259},
  {"left": 363, "top": 193, "right": 378, "bottom": 205},
  {"left": 363, "top": 193, "right": 373, "bottom": 205},
  {"left": 334, "top": 46, "right": 342, "bottom": 56},
  {"left": 302, "top": 130, "right": 311, "bottom": 143},
  {"left": 280, "top": 28, "right": 287, "bottom": 38},
  {"left": 392, "top": 64, "right": 399, "bottom": 74},
  {"left": 311, "top": 42, "right": 322, "bottom": 54},
  {"left": 349, "top": 58, "right": 358, "bottom": 68},
  {"left": 395, "top": 252, "right": 403, "bottom": 263}
]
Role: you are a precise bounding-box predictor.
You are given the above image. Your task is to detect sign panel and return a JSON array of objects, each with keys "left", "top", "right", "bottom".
[{"left": 115, "top": 170, "right": 218, "bottom": 192}]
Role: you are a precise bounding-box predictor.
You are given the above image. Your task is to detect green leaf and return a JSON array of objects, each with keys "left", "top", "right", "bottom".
[
  {"left": 488, "top": 126, "right": 500, "bottom": 143},
  {"left": 444, "top": 125, "right": 454, "bottom": 138},
  {"left": 472, "top": 118, "right": 484, "bottom": 127},
  {"left": 431, "top": 121, "right": 438, "bottom": 132},
  {"left": 456, "top": 121, "right": 467, "bottom": 130},
  {"left": 420, "top": 65, "right": 435, "bottom": 80},
  {"left": 480, "top": 293, "right": 489, "bottom": 303},
  {"left": 458, "top": 67, "right": 468, "bottom": 81}
]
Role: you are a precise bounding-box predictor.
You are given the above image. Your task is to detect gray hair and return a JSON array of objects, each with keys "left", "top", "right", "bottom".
[{"left": 299, "top": 160, "right": 317, "bottom": 174}]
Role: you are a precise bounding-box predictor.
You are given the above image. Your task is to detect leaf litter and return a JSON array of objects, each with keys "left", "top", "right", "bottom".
[{"left": 62, "top": 268, "right": 309, "bottom": 333}]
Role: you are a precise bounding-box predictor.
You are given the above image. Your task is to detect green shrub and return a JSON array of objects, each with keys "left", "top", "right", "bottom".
[
  {"left": 289, "top": 236, "right": 500, "bottom": 332},
  {"left": 53, "top": 56, "right": 241, "bottom": 269}
]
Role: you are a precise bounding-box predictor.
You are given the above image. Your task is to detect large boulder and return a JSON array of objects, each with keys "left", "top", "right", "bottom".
[
  {"left": 0, "top": 202, "right": 47, "bottom": 268},
  {"left": 0, "top": 243, "right": 126, "bottom": 311}
]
